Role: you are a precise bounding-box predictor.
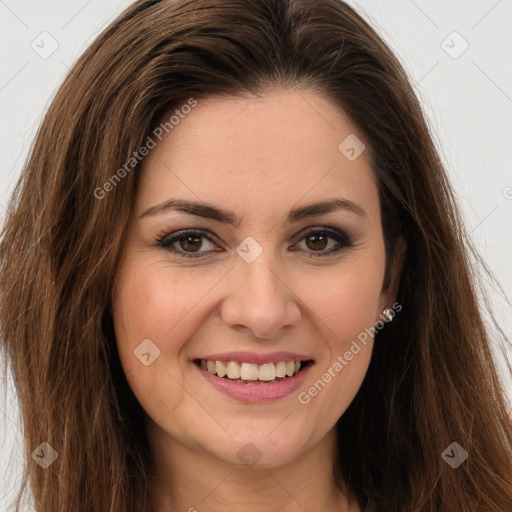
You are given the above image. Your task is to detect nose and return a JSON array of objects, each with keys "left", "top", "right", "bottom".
[{"left": 219, "top": 253, "right": 301, "bottom": 340}]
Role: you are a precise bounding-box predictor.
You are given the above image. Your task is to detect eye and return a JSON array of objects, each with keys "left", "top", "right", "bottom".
[
  {"left": 292, "top": 227, "right": 353, "bottom": 257},
  {"left": 155, "top": 227, "right": 353, "bottom": 259},
  {"left": 155, "top": 229, "right": 219, "bottom": 258}
]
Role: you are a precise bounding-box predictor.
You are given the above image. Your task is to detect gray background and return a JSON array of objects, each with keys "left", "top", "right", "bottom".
[{"left": 1, "top": 1, "right": 511, "bottom": 509}]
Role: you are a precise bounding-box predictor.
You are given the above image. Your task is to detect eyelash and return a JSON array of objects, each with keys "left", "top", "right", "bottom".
[{"left": 155, "top": 227, "right": 354, "bottom": 259}]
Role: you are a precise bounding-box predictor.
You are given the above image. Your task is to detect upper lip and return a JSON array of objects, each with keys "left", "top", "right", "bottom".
[{"left": 193, "top": 351, "right": 314, "bottom": 365}]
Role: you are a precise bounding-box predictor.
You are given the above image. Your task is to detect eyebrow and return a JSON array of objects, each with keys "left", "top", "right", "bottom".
[{"left": 139, "top": 197, "right": 368, "bottom": 225}]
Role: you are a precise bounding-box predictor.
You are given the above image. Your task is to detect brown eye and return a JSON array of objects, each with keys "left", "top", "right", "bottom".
[
  {"left": 156, "top": 230, "right": 218, "bottom": 258},
  {"left": 304, "top": 233, "right": 329, "bottom": 251},
  {"left": 178, "top": 234, "right": 203, "bottom": 252},
  {"left": 156, "top": 227, "right": 353, "bottom": 259},
  {"left": 294, "top": 228, "right": 353, "bottom": 257}
]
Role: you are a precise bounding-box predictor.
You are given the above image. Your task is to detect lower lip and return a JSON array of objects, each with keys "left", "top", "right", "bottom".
[{"left": 192, "top": 361, "right": 314, "bottom": 403}]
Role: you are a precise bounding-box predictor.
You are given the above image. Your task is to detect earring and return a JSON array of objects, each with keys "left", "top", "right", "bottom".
[{"left": 382, "top": 307, "right": 394, "bottom": 322}]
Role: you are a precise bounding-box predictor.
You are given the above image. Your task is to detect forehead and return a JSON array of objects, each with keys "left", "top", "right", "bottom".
[{"left": 135, "top": 89, "right": 379, "bottom": 224}]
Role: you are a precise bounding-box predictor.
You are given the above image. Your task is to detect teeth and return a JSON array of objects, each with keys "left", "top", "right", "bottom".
[
  {"left": 207, "top": 360, "right": 216, "bottom": 374},
  {"left": 275, "top": 361, "right": 287, "bottom": 378},
  {"left": 241, "top": 363, "right": 259, "bottom": 380},
  {"left": 258, "top": 363, "right": 276, "bottom": 381},
  {"left": 226, "top": 361, "right": 241, "bottom": 379},
  {"left": 216, "top": 360, "right": 227, "bottom": 377},
  {"left": 198, "top": 358, "right": 307, "bottom": 381}
]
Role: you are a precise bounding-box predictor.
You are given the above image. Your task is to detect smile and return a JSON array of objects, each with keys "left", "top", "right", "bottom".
[
  {"left": 195, "top": 358, "right": 314, "bottom": 383},
  {"left": 192, "top": 358, "right": 315, "bottom": 402}
]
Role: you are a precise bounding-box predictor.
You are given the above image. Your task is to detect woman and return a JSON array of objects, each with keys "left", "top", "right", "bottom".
[{"left": 1, "top": 0, "right": 511, "bottom": 511}]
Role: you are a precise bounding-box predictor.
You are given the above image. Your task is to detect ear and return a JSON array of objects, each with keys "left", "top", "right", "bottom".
[{"left": 378, "top": 235, "right": 407, "bottom": 315}]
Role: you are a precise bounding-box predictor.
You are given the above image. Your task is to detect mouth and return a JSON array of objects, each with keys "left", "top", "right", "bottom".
[
  {"left": 193, "top": 358, "right": 315, "bottom": 384},
  {"left": 192, "top": 356, "right": 316, "bottom": 403}
]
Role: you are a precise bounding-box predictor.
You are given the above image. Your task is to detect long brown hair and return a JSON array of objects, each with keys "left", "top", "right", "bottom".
[{"left": 1, "top": 0, "right": 511, "bottom": 510}]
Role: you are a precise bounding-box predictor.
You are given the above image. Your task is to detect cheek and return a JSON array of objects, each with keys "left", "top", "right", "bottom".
[
  {"left": 298, "top": 261, "right": 384, "bottom": 337},
  {"left": 292, "top": 261, "right": 383, "bottom": 419},
  {"left": 112, "top": 260, "right": 209, "bottom": 420},
  {"left": 113, "top": 259, "right": 215, "bottom": 344},
  {"left": 112, "top": 258, "right": 227, "bottom": 391}
]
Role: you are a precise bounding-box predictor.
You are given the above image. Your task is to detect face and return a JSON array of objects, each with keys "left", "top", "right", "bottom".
[{"left": 112, "top": 89, "right": 395, "bottom": 469}]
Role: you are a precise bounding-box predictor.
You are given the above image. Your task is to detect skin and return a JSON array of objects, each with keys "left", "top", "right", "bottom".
[{"left": 112, "top": 88, "right": 401, "bottom": 512}]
